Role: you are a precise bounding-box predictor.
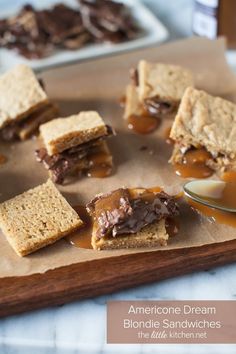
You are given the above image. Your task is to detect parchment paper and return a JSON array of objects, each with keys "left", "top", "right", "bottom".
[{"left": 1, "top": 37, "right": 236, "bottom": 278}]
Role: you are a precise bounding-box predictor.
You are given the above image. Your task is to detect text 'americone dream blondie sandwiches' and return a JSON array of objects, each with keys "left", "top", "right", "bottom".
[
  {"left": 124, "top": 60, "right": 194, "bottom": 121},
  {"left": 86, "top": 187, "right": 179, "bottom": 250},
  {"left": 170, "top": 87, "right": 236, "bottom": 174},
  {"left": 0, "top": 64, "right": 58, "bottom": 141},
  {"left": 35, "top": 111, "right": 114, "bottom": 184},
  {"left": 0, "top": 180, "right": 83, "bottom": 256}
]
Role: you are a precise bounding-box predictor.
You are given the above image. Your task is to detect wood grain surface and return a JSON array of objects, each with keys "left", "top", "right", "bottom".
[{"left": 1, "top": 240, "right": 236, "bottom": 317}]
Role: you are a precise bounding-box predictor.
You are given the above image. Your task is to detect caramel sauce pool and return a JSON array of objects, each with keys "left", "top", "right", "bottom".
[
  {"left": 66, "top": 206, "right": 93, "bottom": 249},
  {"left": 119, "top": 95, "right": 126, "bottom": 107},
  {"left": 174, "top": 148, "right": 214, "bottom": 178},
  {"left": 0, "top": 154, "right": 6, "bottom": 165},
  {"left": 127, "top": 114, "right": 161, "bottom": 135}
]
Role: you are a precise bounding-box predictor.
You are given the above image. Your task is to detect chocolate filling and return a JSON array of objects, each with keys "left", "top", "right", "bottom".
[
  {"left": 143, "top": 97, "right": 176, "bottom": 117},
  {"left": 87, "top": 188, "right": 179, "bottom": 239},
  {"left": 35, "top": 126, "right": 114, "bottom": 184},
  {"left": 0, "top": 103, "right": 56, "bottom": 141},
  {"left": 130, "top": 68, "right": 139, "bottom": 86}
]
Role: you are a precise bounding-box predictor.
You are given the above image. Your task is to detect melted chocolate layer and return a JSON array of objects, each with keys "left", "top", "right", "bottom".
[{"left": 0, "top": 103, "right": 57, "bottom": 141}]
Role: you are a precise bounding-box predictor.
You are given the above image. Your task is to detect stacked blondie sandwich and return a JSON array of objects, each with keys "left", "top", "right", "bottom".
[
  {"left": 124, "top": 60, "right": 194, "bottom": 121},
  {"left": 0, "top": 64, "right": 58, "bottom": 141}
]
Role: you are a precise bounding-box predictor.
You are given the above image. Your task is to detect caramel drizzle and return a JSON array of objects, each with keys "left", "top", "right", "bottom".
[
  {"left": 0, "top": 154, "right": 6, "bottom": 165},
  {"left": 174, "top": 147, "right": 214, "bottom": 179},
  {"left": 127, "top": 114, "right": 161, "bottom": 135},
  {"left": 66, "top": 205, "right": 93, "bottom": 249}
]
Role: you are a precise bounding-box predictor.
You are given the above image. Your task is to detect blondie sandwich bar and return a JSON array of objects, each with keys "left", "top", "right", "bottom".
[
  {"left": 0, "top": 64, "right": 58, "bottom": 140},
  {"left": 0, "top": 180, "right": 83, "bottom": 256},
  {"left": 87, "top": 187, "right": 179, "bottom": 250},
  {"left": 36, "top": 111, "right": 114, "bottom": 184},
  {"left": 124, "top": 61, "right": 193, "bottom": 120},
  {"left": 170, "top": 87, "right": 236, "bottom": 173}
]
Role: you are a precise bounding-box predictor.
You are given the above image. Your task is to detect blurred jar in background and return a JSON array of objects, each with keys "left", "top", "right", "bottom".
[{"left": 192, "top": 0, "right": 236, "bottom": 48}]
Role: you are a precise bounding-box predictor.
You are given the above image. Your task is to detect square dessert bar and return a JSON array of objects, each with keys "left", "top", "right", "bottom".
[
  {"left": 87, "top": 188, "right": 179, "bottom": 250},
  {"left": 0, "top": 180, "right": 83, "bottom": 256},
  {"left": 0, "top": 64, "right": 58, "bottom": 141},
  {"left": 36, "top": 111, "right": 114, "bottom": 184},
  {"left": 40, "top": 111, "right": 108, "bottom": 156},
  {"left": 138, "top": 60, "right": 194, "bottom": 103},
  {"left": 170, "top": 87, "right": 236, "bottom": 171},
  {"left": 124, "top": 61, "right": 194, "bottom": 120}
]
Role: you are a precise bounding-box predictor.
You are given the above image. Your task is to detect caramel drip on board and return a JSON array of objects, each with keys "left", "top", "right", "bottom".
[
  {"left": 174, "top": 148, "right": 214, "bottom": 178},
  {"left": 119, "top": 95, "right": 126, "bottom": 107},
  {"left": 66, "top": 205, "right": 93, "bottom": 249},
  {"left": 127, "top": 114, "right": 161, "bottom": 135},
  {"left": 0, "top": 154, "right": 6, "bottom": 165},
  {"left": 87, "top": 164, "right": 112, "bottom": 178},
  {"left": 86, "top": 150, "right": 113, "bottom": 178}
]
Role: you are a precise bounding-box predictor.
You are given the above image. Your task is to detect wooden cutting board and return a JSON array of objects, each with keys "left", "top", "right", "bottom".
[
  {"left": 1, "top": 37, "right": 236, "bottom": 317},
  {"left": 1, "top": 240, "right": 236, "bottom": 317}
]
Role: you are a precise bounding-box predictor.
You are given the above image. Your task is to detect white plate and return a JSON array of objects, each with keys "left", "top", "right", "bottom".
[{"left": 0, "top": 0, "right": 168, "bottom": 73}]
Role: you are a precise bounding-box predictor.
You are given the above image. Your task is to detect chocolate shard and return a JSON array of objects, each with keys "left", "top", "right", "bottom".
[
  {"left": 0, "top": 1, "right": 139, "bottom": 59},
  {"left": 79, "top": 0, "right": 139, "bottom": 42},
  {"left": 0, "top": 3, "right": 90, "bottom": 59}
]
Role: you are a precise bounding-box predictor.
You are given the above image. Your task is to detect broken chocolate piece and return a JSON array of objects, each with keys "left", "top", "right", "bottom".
[
  {"left": 79, "top": 0, "right": 138, "bottom": 42},
  {"left": 0, "top": 1, "right": 140, "bottom": 59}
]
